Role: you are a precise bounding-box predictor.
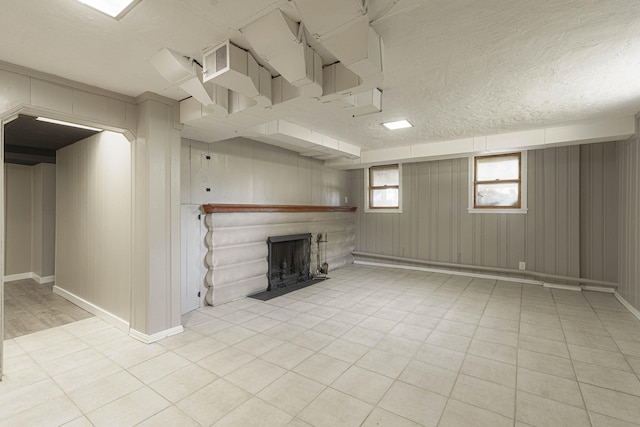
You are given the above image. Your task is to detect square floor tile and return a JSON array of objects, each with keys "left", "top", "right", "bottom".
[
  {"left": 298, "top": 387, "right": 373, "bottom": 427},
  {"left": 398, "top": 359, "right": 457, "bottom": 396},
  {"left": 293, "top": 353, "right": 350, "bottom": 385},
  {"left": 176, "top": 379, "right": 251, "bottom": 426},
  {"left": 517, "top": 348, "right": 576, "bottom": 380},
  {"left": 356, "top": 349, "right": 411, "bottom": 379},
  {"left": 258, "top": 372, "right": 326, "bottom": 416},
  {"left": 332, "top": 365, "right": 394, "bottom": 404},
  {"left": 361, "top": 408, "right": 422, "bottom": 427},
  {"left": 516, "top": 390, "right": 590, "bottom": 427},
  {"left": 451, "top": 374, "right": 515, "bottom": 418},
  {"left": 439, "top": 399, "right": 513, "bottom": 427},
  {"left": 86, "top": 387, "right": 170, "bottom": 427},
  {"left": 580, "top": 383, "right": 640, "bottom": 424},
  {"left": 573, "top": 360, "right": 640, "bottom": 396},
  {"left": 320, "top": 338, "right": 369, "bottom": 363},
  {"left": 517, "top": 367, "right": 584, "bottom": 408},
  {"left": 379, "top": 381, "right": 447, "bottom": 426},
  {"left": 261, "top": 342, "right": 314, "bottom": 370},
  {"left": 461, "top": 354, "right": 516, "bottom": 387},
  {"left": 149, "top": 364, "right": 218, "bottom": 403},
  {"left": 212, "top": 397, "right": 292, "bottom": 426},
  {"left": 129, "top": 351, "right": 191, "bottom": 384},
  {"left": 197, "top": 346, "right": 255, "bottom": 376},
  {"left": 225, "top": 358, "right": 286, "bottom": 394}
]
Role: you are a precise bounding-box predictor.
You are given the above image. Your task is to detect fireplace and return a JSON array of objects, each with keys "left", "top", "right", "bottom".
[{"left": 267, "top": 233, "right": 312, "bottom": 291}]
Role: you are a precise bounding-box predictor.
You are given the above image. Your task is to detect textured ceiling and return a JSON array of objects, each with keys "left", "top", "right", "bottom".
[{"left": 0, "top": 0, "right": 639, "bottom": 151}]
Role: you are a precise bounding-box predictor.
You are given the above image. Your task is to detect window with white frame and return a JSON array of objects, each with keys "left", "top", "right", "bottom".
[
  {"left": 365, "top": 164, "right": 402, "bottom": 212},
  {"left": 469, "top": 152, "right": 527, "bottom": 213}
]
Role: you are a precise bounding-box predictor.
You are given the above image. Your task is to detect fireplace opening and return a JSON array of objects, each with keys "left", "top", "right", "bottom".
[{"left": 267, "top": 233, "right": 312, "bottom": 291}]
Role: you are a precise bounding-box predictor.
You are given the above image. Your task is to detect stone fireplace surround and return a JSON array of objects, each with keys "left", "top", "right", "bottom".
[{"left": 202, "top": 204, "right": 356, "bottom": 305}]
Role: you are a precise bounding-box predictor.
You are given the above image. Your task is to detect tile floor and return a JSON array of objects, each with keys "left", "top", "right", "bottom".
[{"left": 2, "top": 264, "right": 640, "bottom": 426}]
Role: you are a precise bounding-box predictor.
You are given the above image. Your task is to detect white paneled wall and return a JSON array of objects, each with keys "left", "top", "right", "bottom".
[
  {"left": 182, "top": 137, "right": 350, "bottom": 206},
  {"left": 55, "top": 131, "right": 132, "bottom": 324},
  {"left": 180, "top": 136, "right": 354, "bottom": 309}
]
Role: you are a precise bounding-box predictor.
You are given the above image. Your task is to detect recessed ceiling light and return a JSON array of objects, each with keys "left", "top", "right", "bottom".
[
  {"left": 383, "top": 119, "right": 412, "bottom": 130},
  {"left": 76, "top": 0, "right": 141, "bottom": 19},
  {"left": 36, "top": 117, "right": 102, "bottom": 132}
]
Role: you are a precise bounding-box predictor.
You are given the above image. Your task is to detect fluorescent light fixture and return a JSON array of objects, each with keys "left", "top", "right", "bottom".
[
  {"left": 383, "top": 119, "right": 413, "bottom": 130},
  {"left": 36, "top": 117, "right": 102, "bottom": 132},
  {"left": 76, "top": 0, "right": 141, "bottom": 19}
]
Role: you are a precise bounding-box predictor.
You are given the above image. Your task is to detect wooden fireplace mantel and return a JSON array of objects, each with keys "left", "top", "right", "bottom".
[{"left": 202, "top": 204, "right": 357, "bottom": 213}]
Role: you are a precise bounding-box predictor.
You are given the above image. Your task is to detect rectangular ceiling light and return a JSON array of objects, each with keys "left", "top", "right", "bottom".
[
  {"left": 36, "top": 117, "right": 102, "bottom": 132},
  {"left": 76, "top": 0, "right": 141, "bottom": 19},
  {"left": 383, "top": 119, "right": 413, "bottom": 130}
]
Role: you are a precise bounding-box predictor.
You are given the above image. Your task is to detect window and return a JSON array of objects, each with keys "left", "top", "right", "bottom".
[
  {"left": 470, "top": 152, "right": 527, "bottom": 213},
  {"left": 366, "top": 164, "right": 401, "bottom": 211}
]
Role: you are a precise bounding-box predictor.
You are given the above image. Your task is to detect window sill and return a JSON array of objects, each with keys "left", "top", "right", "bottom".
[
  {"left": 365, "top": 208, "right": 403, "bottom": 214},
  {"left": 468, "top": 208, "right": 528, "bottom": 214}
]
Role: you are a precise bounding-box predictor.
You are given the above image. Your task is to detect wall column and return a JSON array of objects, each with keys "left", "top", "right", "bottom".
[{"left": 130, "top": 93, "right": 182, "bottom": 341}]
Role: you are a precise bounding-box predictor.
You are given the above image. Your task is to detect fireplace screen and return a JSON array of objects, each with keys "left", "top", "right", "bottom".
[{"left": 267, "top": 233, "right": 312, "bottom": 291}]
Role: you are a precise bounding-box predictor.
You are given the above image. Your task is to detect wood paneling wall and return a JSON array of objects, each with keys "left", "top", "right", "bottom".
[
  {"left": 56, "top": 131, "right": 132, "bottom": 323},
  {"left": 580, "top": 143, "right": 619, "bottom": 283},
  {"left": 181, "top": 137, "right": 350, "bottom": 207},
  {"left": 4, "top": 164, "right": 32, "bottom": 275},
  {"left": 350, "top": 145, "right": 602, "bottom": 279},
  {"left": 618, "top": 119, "right": 640, "bottom": 311}
]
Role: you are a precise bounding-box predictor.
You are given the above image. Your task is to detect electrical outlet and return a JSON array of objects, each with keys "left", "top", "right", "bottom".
[
  {"left": 518, "top": 261, "right": 526, "bottom": 271},
  {"left": 344, "top": 196, "right": 348, "bottom": 204}
]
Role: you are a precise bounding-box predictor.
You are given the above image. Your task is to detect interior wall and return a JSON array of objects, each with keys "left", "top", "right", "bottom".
[
  {"left": 351, "top": 144, "right": 619, "bottom": 281},
  {"left": 55, "top": 131, "right": 132, "bottom": 323},
  {"left": 618, "top": 119, "right": 640, "bottom": 311},
  {"left": 4, "top": 164, "right": 32, "bottom": 275},
  {"left": 31, "top": 163, "right": 56, "bottom": 278},
  {"left": 181, "top": 137, "right": 351, "bottom": 206},
  {"left": 580, "top": 143, "right": 619, "bottom": 283}
]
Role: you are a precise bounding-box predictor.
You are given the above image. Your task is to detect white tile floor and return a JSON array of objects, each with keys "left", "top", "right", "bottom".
[{"left": 2, "top": 264, "right": 640, "bottom": 426}]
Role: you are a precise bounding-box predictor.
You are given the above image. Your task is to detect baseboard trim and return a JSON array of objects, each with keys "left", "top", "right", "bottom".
[
  {"left": 543, "top": 282, "right": 581, "bottom": 291},
  {"left": 4, "top": 272, "right": 34, "bottom": 282},
  {"left": 354, "top": 260, "right": 542, "bottom": 286},
  {"left": 615, "top": 292, "right": 640, "bottom": 322},
  {"left": 53, "top": 285, "right": 129, "bottom": 332},
  {"left": 129, "top": 325, "right": 184, "bottom": 344},
  {"left": 33, "top": 274, "right": 55, "bottom": 284},
  {"left": 4, "top": 272, "right": 55, "bottom": 284}
]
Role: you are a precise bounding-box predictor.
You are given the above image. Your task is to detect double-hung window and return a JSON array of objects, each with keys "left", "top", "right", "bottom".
[
  {"left": 366, "top": 164, "right": 401, "bottom": 211},
  {"left": 470, "top": 152, "right": 527, "bottom": 213}
]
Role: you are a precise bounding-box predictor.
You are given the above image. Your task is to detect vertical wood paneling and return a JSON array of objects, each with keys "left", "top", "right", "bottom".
[
  {"left": 56, "top": 132, "right": 132, "bottom": 322},
  {"left": 617, "top": 119, "right": 640, "bottom": 311},
  {"left": 353, "top": 145, "right": 592, "bottom": 279},
  {"left": 581, "top": 143, "right": 619, "bottom": 283}
]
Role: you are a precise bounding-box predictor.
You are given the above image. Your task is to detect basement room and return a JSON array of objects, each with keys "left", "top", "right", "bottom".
[{"left": 0, "top": 0, "right": 639, "bottom": 426}]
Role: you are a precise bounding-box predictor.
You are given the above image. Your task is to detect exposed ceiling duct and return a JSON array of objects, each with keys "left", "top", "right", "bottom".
[
  {"left": 151, "top": 2, "right": 387, "bottom": 161},
  {"left": 149, "top": 48, "right": 229, "bottom": 111},
  {"left": 245, "top": 120, "right": 361, "bottom": 160},
  {"left": 293, "top": 0, "right": 384, "bottom": 95},
  {"left": 202, "top": 41, "right": 272, "bottom": 108},
  {"left": 242, "top": 9, "right": 323, "bottom": 98}
]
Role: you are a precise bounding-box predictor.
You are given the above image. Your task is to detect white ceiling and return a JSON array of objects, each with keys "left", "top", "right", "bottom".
[{"left": 1, "top": 0, "right": 639, "bottom": 152}]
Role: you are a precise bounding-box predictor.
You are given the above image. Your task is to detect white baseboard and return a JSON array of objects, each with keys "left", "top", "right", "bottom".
[
  {"left": 53, "top": 285, "right": 129, "bottom": 332},
  {"left": 33, "top": 274, "right": 55, "bottom": 284},
  {"left": 354, "top": 260, "right": 542, "bottom": 286},
  {"left": 4, "top": 272, "right": 34, "bottom": 282},
  {"left": 583, "top": 285, "right": 616, "bottom": 294},
  {"left": 615, "top": 292, "right": 640, "bottom": 322},
  {"left": 4, "top": 272, "right": 55, "bottom": 284},
  {"left": 129, "top": 325, "right": 184, "bottom": 344},
  {"left": 543, "top": 282, "right": 581, "bottom": 291}
]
